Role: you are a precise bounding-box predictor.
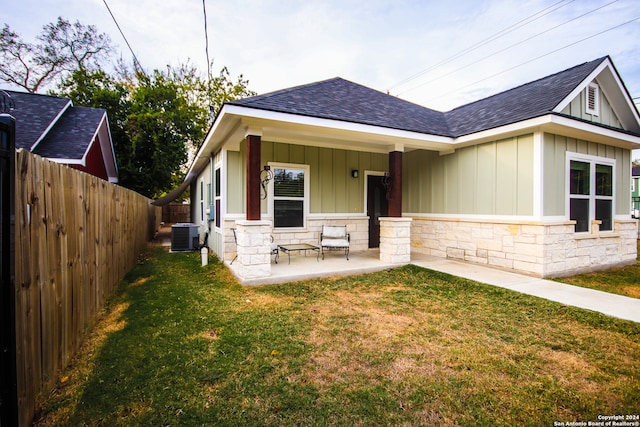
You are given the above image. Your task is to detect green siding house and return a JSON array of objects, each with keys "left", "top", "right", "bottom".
[{"left": 185, "top": 55, "right": 640, "bottom": 281}]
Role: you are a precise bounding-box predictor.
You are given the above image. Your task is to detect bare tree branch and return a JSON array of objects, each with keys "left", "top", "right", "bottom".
[{"left": 0, "top": 18, "right": 112, "bottom": 92}]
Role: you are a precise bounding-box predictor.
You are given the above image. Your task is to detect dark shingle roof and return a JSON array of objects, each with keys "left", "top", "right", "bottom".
[
  {"left": 3, "top": 90, "right": 106, "bottom": 160},
  {"left": 633, "top": 164, "right": 640, "bottom": 177},
  {"left": 228, "top": 57, "right": 610, "bottom": 138},
  {"left": 5, "top": 90, "right": 71, "bottom": 149},
  {"left": 229, "top": 78, "right": 451, "bottom": 136},
  {"left": 33, "top": 106, "right": 105, "bottom": 159},
  {"left": 445, "top": 57, "right": 606, "bottom": 136}
]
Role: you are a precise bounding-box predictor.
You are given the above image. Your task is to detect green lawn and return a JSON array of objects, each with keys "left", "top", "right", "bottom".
[
  {"left": 36, "top": 246, "right": 640, "bottom": 426},
  {"left": 558, "top": 240, "right": 640, "bottom": 299}
]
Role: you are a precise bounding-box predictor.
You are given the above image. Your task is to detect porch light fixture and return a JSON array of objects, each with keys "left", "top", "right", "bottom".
[
  {"left": 351, "top": 169, "right": 359, "bottom": 178},
  {"left": 260, "top": 165, "right": 273, "bottom": 199}
]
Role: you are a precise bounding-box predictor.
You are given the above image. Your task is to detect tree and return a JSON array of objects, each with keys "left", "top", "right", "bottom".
[
  {"left": 0, "top": 17, "right": 112, "bottom": 93},
  {"left": 58, "top": 62, "right": 255, "bottom": 198}
]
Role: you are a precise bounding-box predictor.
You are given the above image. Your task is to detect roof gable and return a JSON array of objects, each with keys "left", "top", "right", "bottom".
[
  {"left": 33, "top": 106, "right": 106, "bottom": 160},
  {"left": 554, "top": 57, "right": 640, "bottom": 134}
]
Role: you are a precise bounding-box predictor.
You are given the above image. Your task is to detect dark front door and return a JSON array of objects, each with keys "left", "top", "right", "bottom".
[{"left": 367, "top": 175, "right": 388, "bottom": 248}]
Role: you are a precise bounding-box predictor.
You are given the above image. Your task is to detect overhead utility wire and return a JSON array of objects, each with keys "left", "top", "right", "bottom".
[
  {"left": 387, "top": 0, "right": 573, "bottom": 92},
  {"left": 203, "top": 0, "right": 211, "bottom": 82},
  {"left": 431, "top": 15, "right": 640, "bottom": 102},
  {"left": 102, "top": 0, "right": 145, "bottom": 74},
  {"left": 203, "top": 0, "right": 214, "bottom": 116},
  {"left": 397, "top": 0, "right": 618, "bottom": 96}
]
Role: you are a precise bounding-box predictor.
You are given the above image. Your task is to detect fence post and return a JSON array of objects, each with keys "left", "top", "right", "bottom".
[{"left": 0, "top": 113, "right": 18, "bottom": 426}]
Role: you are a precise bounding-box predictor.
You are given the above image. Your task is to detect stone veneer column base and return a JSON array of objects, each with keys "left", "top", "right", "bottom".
[
  {"left": 379, "top": 217, "right": 412, "bottom": 263},
  {"left": 235, "top": 220, "right": 272, "bottom": 280}
]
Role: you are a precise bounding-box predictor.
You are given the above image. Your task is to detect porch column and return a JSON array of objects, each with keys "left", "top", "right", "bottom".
[
  {"left": 388, "top": 150, "right": 402, "bottom": 217},
  {"left": 246, "top": 134, "right": 261, "bottom": 220},
  {"left": 380, "top": 149, "right": 410, "bottom": 264},
  {"left": 379, "top": 217, "right": 412, "bottom": 264},
  {"left": 235, "top": 220, "right": 272, "bottom": 280}
]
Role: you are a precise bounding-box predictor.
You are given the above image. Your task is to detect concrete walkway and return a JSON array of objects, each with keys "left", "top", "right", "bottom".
[{"left": 411, "top": 254, "right": 640, "bottom": 323}]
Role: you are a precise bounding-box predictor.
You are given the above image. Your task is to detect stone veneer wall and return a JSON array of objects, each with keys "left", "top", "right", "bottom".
[
  {"left": 411, "top": 216, "right": 638, "bottom": 277},
  {"left": 222, "top": 216, "right": 369, "bottom": 263}
]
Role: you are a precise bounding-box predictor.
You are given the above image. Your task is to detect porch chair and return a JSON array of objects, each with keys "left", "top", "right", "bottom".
[
  {"left": 320, "top": 225, "right": 350, "bottom": 260},
  {"left": 230, "top": 228, "right": 279, "bottom": 264}
]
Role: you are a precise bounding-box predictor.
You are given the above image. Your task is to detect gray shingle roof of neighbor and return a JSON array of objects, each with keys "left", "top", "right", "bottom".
[
  {"left": 3, "top": 90, "right": 106, "bottom": 159},
  {"left": 34, "top": 106, "right": 105, "bottom": 159},
  {"left": 5, "top": 90, "right": 71, "bottom": 149},
  {"left": 228, "top": 56, "right": 610, "bottom": 138}
]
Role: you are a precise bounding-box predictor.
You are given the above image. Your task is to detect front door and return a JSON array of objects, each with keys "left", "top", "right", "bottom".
[{"left": 367, "top": 175, "right": 388, "bottom": 248}]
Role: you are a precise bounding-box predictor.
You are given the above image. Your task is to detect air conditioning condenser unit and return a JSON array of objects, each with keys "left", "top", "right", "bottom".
[{"left": 171, "top": 223, "right": 199, "bottom": 251}]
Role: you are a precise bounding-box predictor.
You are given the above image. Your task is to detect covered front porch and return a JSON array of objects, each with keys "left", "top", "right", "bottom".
[
  {"left": 227, "top": 247, "right": 403, "bottom": 286},
  {"left": 227, "top": 217, "right": 412, "bottom": 284}
]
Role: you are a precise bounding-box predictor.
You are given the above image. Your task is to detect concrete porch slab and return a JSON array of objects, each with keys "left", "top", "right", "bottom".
[{"left": 227, "top": 249, "right": 407, "bottom": 286}]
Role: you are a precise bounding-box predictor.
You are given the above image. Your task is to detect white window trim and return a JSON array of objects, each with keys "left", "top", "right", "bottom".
[
  {"left": 199, "top": 178, "right": 205, "bottom": 224},
  {"left": 586, "top": 82, "right": 600, "bottom": 116},
  {"left": 268, "top": 162, "right": 310, "bottom": 230},
  {"left": 565, "top": 152, "right": 615, "bottom": 233}
]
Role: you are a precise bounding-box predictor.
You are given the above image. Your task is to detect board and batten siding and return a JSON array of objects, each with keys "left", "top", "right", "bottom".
[
  {"left": 542, "top": 133, "right": 631, "bottom": 216},
  {"left": 560, "top": 85, "right": 622, "bottom": 129},
  {"left": 403, "top": 134, "right": 534, "bottom": 216},
  {"left": 226, "top": 140, "right": 388, "bottom": 215}
]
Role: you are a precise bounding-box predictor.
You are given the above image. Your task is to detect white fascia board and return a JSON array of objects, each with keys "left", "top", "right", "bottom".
[
  {"left": 455, "top": 114, "right": 640, "bottom": 149},
  {"left": 554, "top": 59, "right": 610, "bottom": 113},
  {"left": 454, "top": 116, "right": 549, "bottom": 145},
  {"left": 46, "top": 158, "right": 84, "bottom": 165},
  {"left": 544, "top": 114, "right": 640, "bottom": 148},
  {"left": 30, "top": 99, "right": 73, "bottom": 151},
  {"left": 224, "top": 104, "right": 454, "bottom": 145},
  {"left": 186, "top": 104, "right": 237, "bottom": 179}
]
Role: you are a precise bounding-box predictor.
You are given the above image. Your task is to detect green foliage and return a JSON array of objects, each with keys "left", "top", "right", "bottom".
[
  {"left": 2, "top": 16, "right": 255, "bottom": 198},
  {"left": 56, "top": 57, "right": 254, "bottom": 198}
]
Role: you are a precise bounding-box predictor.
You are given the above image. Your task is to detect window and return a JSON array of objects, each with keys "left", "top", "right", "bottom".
[
  {"left": 214, "top": 167, "right": 221, "bottom": 228},
  {"left": 568, "top": 154, "right": 614, "bottom": 232},
  {"left": 586, "top": 83, "right": 599, "bottom": 116},
  {"left": 271, "top": 164, "right": 308, "bottom": 228},
  {"left": 200, "top": 179, "right": 205, "bottom": 223}
]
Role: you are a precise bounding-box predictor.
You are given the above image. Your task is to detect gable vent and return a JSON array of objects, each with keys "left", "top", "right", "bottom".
[{"left": 586, "top": 83, "right": 599, "bottom": 116}]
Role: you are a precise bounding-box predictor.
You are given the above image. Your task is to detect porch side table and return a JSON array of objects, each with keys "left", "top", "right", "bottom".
[{"left": 277, "top": 243, "right": 320, "bottom": 265}]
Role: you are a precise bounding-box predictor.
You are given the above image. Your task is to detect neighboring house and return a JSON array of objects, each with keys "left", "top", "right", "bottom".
[
  {"left": 633, "top": 164, "right": 640, "bottom": 218},
  {"left": 185, "top": 55, "right": 640, "bottom": 280},
  {"left": 5, "top": 90, "right": 118, "bottom": 183}
]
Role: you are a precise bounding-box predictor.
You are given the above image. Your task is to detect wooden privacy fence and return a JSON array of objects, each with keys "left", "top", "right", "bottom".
[{"left": 14, "top": 150, "right": 161, "bottom": 426}]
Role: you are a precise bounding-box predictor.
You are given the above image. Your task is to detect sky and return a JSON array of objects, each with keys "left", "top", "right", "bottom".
[{"left": 2, "top": 0, "right": 640, "bottom": 157}]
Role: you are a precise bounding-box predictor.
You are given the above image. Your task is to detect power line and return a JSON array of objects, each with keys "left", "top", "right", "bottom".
[
  {"left": 203, "top": 0, "right": 211, "bottom": 81},
  {"left": 430, "top": 15, "right": 640, "bottom": 104},
  {"left": 387, "top": 0, "right": 574, "bottom": 92},
  {"left": 397, "top": 0, "right": 618, "bottom": 97},
  {"left": 102, "top": 0, "right": 145, "bottom": 74}
]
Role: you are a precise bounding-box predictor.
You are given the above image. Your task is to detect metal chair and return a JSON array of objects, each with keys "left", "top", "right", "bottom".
[{"left": 230, "top": 228, "right": 278, "bottom": 264}]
